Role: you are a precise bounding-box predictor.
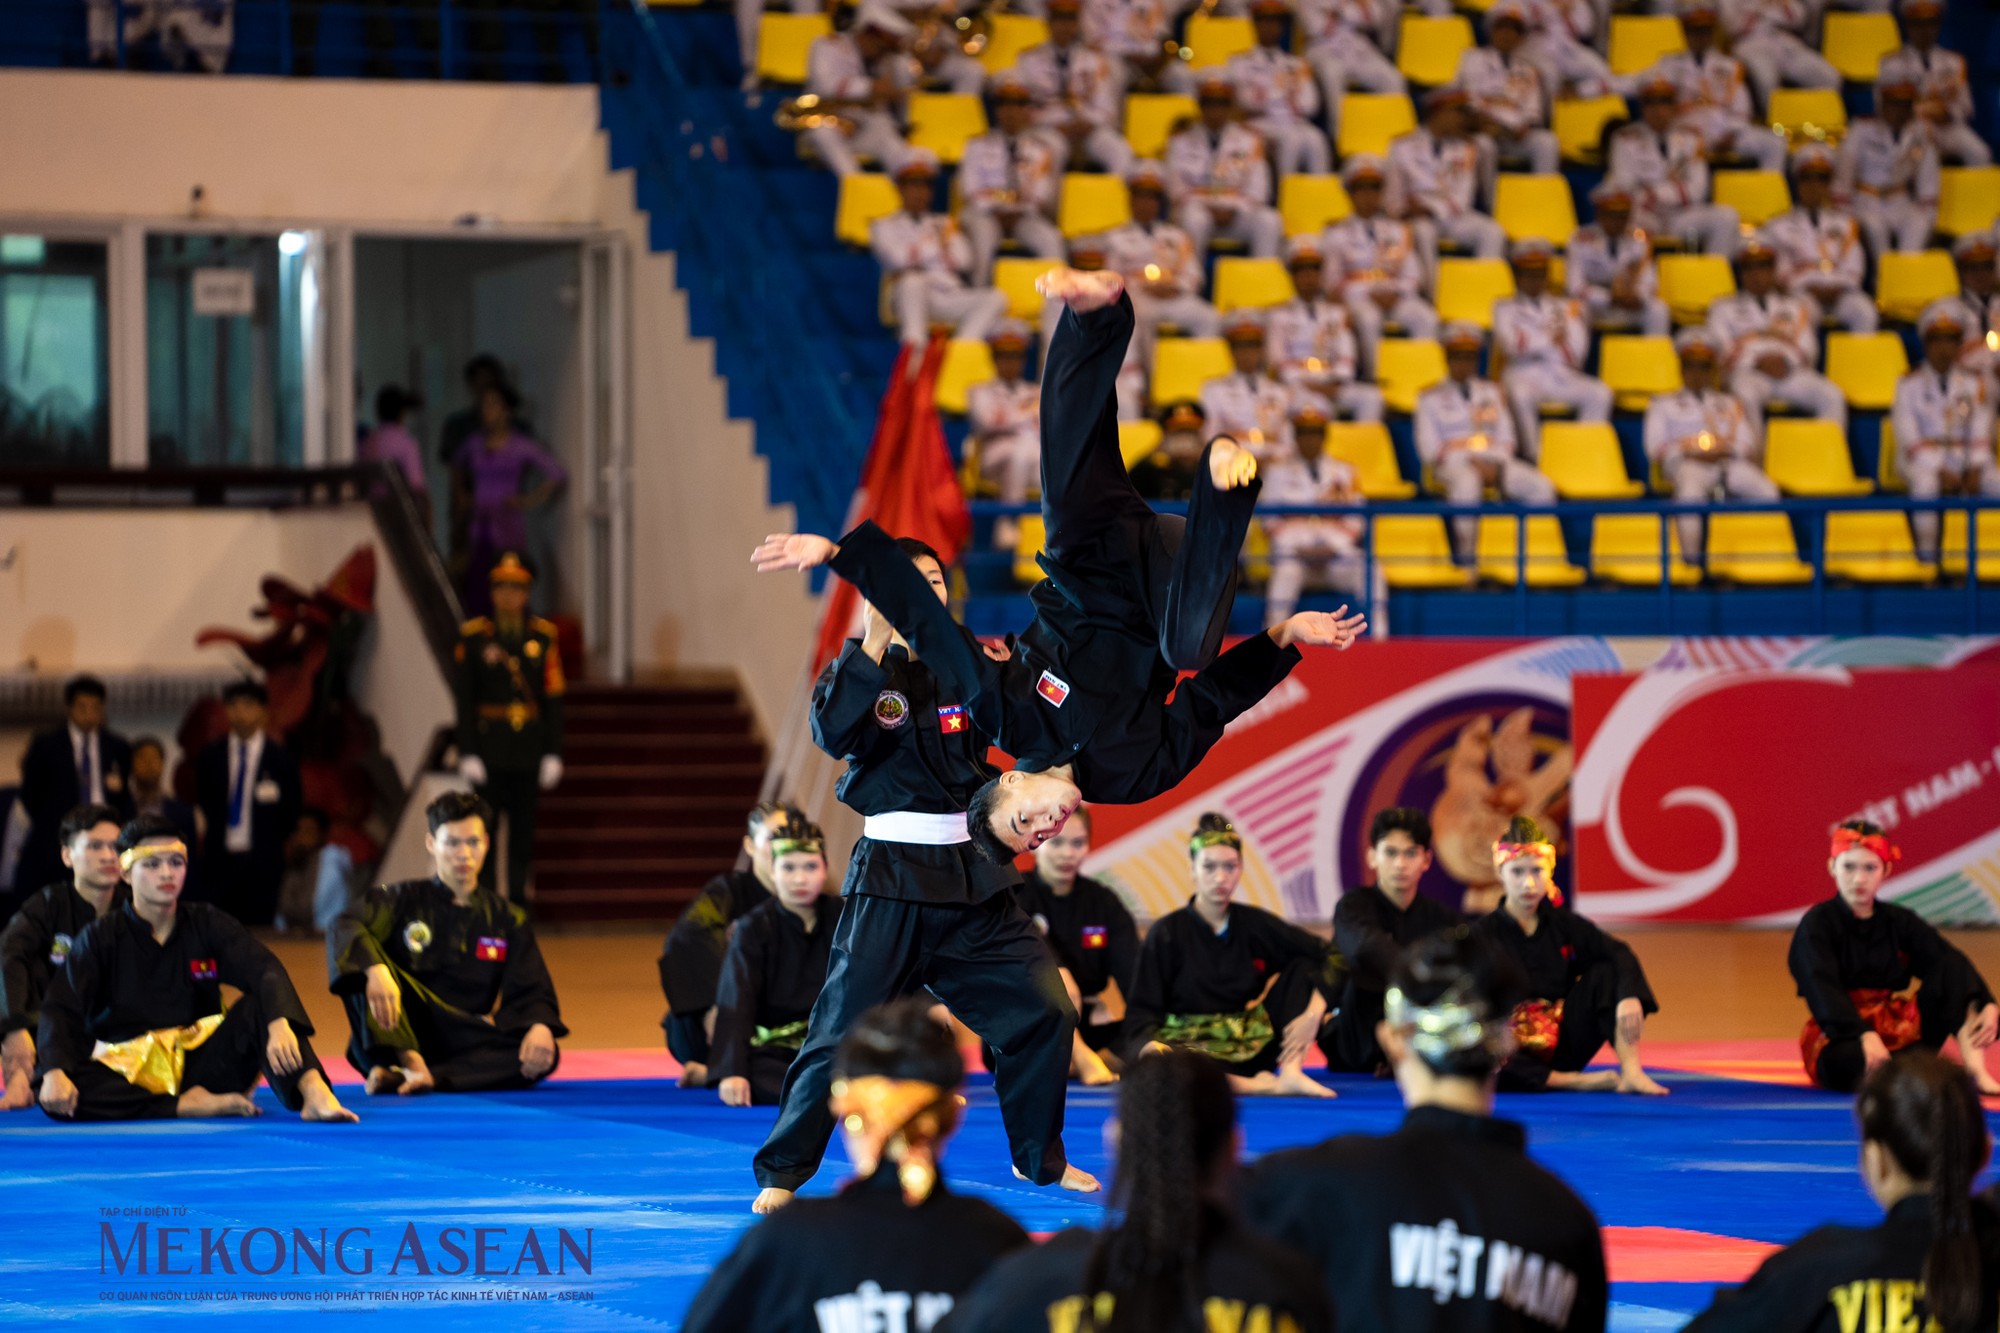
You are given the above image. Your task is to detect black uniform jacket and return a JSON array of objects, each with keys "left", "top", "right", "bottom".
[
  {"left": 1126, "top": 902, "right": 1336, "bottom": 1050},
  {"left": 1788, "top": 896, "right": 1993, "bottom": 1044},
  {"left": 710, "top": 895, "right": 841, "bottom": 1083},
  {"left": 658, "top": 868, "right": 772, "bottom": 1016},
  {"left": 1015, "top": 872, "right": 1140, "bottom": 1001},
  {"left": 1241, "top": 1105, "right": 1610, "bottom": 1333},
  {"left": 1471, "top": 901, "right": 1652, "bottom": 1008},
  {"left": 1, "top": 879, "right": 131, "bottom": 1038},
  {"left": 1334, "top": 887, "right": 1462, "bottom": 1004}
]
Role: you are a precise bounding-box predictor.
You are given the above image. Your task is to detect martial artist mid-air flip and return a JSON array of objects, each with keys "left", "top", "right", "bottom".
[{"left": 757, "top": 265, "right": 1366, "bottom": 859}]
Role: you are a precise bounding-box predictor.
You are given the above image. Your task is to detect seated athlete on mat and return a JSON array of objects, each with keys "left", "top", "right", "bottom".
[
  {"left": 1471, "top": 816, "right": 1669, "bottom": 1096},
  {"left": 329, "top": 791, "right": 566, "bottom": 1095},
  {"left": 35, "top": 815, "right": 357, "bottom": 1124},
  {"left": 1685, "top": 1051, "right": 2000, "bottom": 1333},
  {"left": 947, "top": 1049, "right": 1336, "bottom": 1333},
  {"left": 658, "top": 799, "right": 803, "bottom": 1088},
  {"left": 681, "top": 999, "right": 1032, "bottom": 1333},
  {"left": 1240, "top": 928, "right": 1611, "bottom": 1333},
  {"left": 1790, "top": 819, "right": 2000, "bottom": 1096},
  {"left": 1018, "top": 806, "right": 1136, "bottom": 1086},
  {"left": 710, "top": 818, "right": 841, "bottom": 1108},
  {"left": 754, "top": 266, "right": 1366, "bottom": 864},
  {"left": 1321, "top": 807, "right": 1462, "bottom": 1076},
  {"left": 1125, "top": 814, "right": 1340, "bottom": 1099}
]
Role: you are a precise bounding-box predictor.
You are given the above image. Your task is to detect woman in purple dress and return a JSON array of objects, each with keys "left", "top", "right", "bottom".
[{"left": 455, "top": 383, "right": 566, "bottom": 615}]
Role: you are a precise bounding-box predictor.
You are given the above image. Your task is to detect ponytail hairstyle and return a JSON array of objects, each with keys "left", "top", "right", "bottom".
[
  {"left": 1080, "top": 1051, "right": 1236, "bottom": 1333},
  {"left": 1856, "top": 1052, "right": 1991, "bottom": 1333}
]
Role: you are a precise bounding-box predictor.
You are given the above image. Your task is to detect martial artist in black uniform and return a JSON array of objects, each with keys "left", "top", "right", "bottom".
[
  {"left": 1017, "top": 805, "right": 1140, "bottom": 1073},
  {"left": 1241, "top": 929, "right": 1610, "bottom": 1333},
  {"left": 947, "top": 1050, "right": 1335, "bottom": 1333},
  {"left": 1126, "top": 816, "right": 1340, "bottom": 1097},
  {"left": 329, "top": 791, "right": 566, "bottom": 1095},
  {"left": 1686, "top": 1051, "right": 2000, "bottom": 1333},
  {"left": 0, "top": 803, "right": 130, "bottom": 1110},
  {"left": 1470, "top": 817, "right": 1669, "bottom": 1096},
  {"left": 1323, "top": 806, "right": 1461, "bottom": 1074},
  {"left": 1790, "top": 819, "right": 2000, "bottom": 1094},
  {"left": 657, "top": 799, "right": 798, "bottom": 1084},
  {"left": 750, "top": 542, "right": 1088, "bottom": 1212},
  {"left": 684, "top": 1000, "right": 1031, "bottom": 1332},
  {"left": 35, "top": 815, "right": 356, "bottom": 1124},
  {"left": 710, "top": 820, "right": 841, "bottom": 1107}
]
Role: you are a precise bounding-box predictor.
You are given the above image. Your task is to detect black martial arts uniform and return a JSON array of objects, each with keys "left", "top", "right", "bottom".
[
  {"left": 1471, "top": 901, "right": 1657, "bottom": 1093},
  {"left": 1322, "top": 886, "right": 1461, "bottom": 1073},
  {"left": 752, "top": 640, "right": 1076, "bottom": 1194},
  {"left": 35, "top": 902, "right": 327, "bottom": 1121},
  {"left": 945, "top": 1210, "right": 1336, "bottom": 1333},
  {"left": 329, "top": 877, "right": 568, "bottom": 1091},
  {"left": 1125, "top": 901, "right": 1340, "bottom": 1075},
  {"left": 1, "top": 879, "right": 130, "bottom": 1044},
  {"left": 1788, "top": 895, "right": 1996, "bottom": 1093},
  {"left": 658, "top": 866, "right": 771, "bottom": 1068},
  {"left": 711, "top": 894, "right": 841, "bottom": 1105},
  {"left": 827, "top": 296, "right": 1301, "bottom": 809},
  {"left": 682, "top": 1166, "right": 1031, "bottom": 1333},
  {"left": 1016, "top": 870, "right": 1141, "bottom": 1051},
  {"left": 1242, "top": 1105, "right": 1610, "bottom": 1333},
  {"left": 1683, "top": 1194, "right": 2000, "bottom": 1333}
]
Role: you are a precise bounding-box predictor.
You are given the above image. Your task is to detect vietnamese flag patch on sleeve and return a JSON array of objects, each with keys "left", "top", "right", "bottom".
[
  {"left": 938, "top": 704, "right": 968, "bottom": 734},
  {"left": 1080, "top": 925, "right": 1109, "bottom": 950},
  {"left": 475, "top": 937, "right": 508, "bottom": 962},
  {"left": 1036, "top": 670, "right": 1071, "bottom": 708}
]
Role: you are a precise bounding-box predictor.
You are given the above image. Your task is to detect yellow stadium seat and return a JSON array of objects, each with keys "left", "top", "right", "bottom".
[
  {"left": 1213, "top": 257, "right": 1296, "bottom": 312},
  {"left": 836, "top": 173, "right": 900, "bottom": 248},
  {"left": 1875, "top": 250, "right": 1959, "bottom": 322},
  {"left": 1821, "top": 11, "right": 1900, "bottom": 83},
  {"left": 1058, "top": 174, "right": 1131, "bottom": 239},
  {"left": 1538, "top": 422, "right": 1645, "bottom": 499},
  {"left": 993, "top": 256, "right": 1063, "bottom": 319},
  {"left": 1598, "top": 336, "right": 1682, "bottom": 412},
  {"left": 934, "top": 339, "right": 997, "bottom": 416},
  {"left": 757, "top": 12, "right": 828, "bottom": 86},
  {"left": 1475, "top": 515, "right": 1587, "bottom": 586},
  {"left": 1372, "top": 516, "right": 1472, "bottom": 587},
  {"left": 1768, "top": 88, "right": 1848, "bottom": 147},
  {"left": 1337, "top": 93, "right": 1418, "bottom": 160},
  {"left": 1119, "top": 419, "right": 1163, "bottom": 470},
  {"left": 1151, "top": 337, "right": 1234, "bottom": 408},
  {"left": 906, "top": 93, "right": 987, "bottom": 164},
  {"left": 1125, "top": 93, "right": 1199, "bottom": 160},
  {"left": 1941, "top": 510, "right": 2000, "bottom": 581},
  {"left": 1825, "top": 331, "right": 1910, "bottom": 410},
  {"left": 978, "top": 14, "right": 1048, "bottom": 73},
  {"left": 1553, "top": 96, "right": 1628, "bottom": 166},
  {"left": 1711, "top": 171, "right": 1792, "bottom": 229},
  {"left": 1657, "top": 254, "right": 1736, "bottom": 326},
  {"left": 1184, "top": 13, "right": 1254, "bottom": 68},
  {"left": 1590, "top": 515, "right": 1702, "bottom": 585},
  {"left": 1435, "top": 258, "right": 1515, "bottom": 329},
  {"left": 1607, "top": 15, "right": 1684, "bottom": 75},
  {"left": 1375, "top": 339, "right": 1449, "bottom": 414},
  {"left": 1279, "top": 174, "right": 1352, "bottom": 235},
  {"left": 1764, "top": 419, "right": 1875, "bottom": 497},
  {"left": 1324, "top": 421, "right": 1418, "bottom": 499},
  {"left": 1013, "top": 515, "right": 1049, "bottom": 584},
  {"left": 1705, "top": 513, "right": 1815, "bottom": 584},
  {"left": 1879, "top": 417, "right": 1905, "bottom": 492},
  {"left": 1492, "top": 174, "right": 1578, "bottom": 245},
  {"left": 1396, "top": 13, "right": 1474, "bottom": 87},
  {"left": 1824, "top": 511, "right": 1936, "bottom": 582},
  {"left": 1937, "top": 167, "right": 2000, "bottom": 239}
]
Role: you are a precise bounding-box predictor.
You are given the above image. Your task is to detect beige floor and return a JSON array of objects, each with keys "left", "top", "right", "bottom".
[{"left": 270, "top": 924, "right": 2000, "bottom": 1054}]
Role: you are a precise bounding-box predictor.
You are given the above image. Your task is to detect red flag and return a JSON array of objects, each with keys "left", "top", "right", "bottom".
[{"left": 809, "top": 335, "right": 971, "bottom": 672}]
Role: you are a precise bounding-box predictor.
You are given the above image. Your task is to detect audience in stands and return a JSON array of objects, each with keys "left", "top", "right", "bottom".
[
  {"left": 1017, "top": 0, "right": 1134, "bottom": 175},
  {"left": 1840, "top": 79, "right": 1941, "bottom": 258},
  {"left": 959, "top": 72, "right": 1067, "bottom": 283},
  {"left": 1709, "top": 234, "right": 1849, "bottom": 434},
  {"left": 1457, "top": 2, "right": 1559, "bottom": 182},
  {"left": 1770, "top": 145, "right": 1878, "bottom": 335},
  {"left": 1167, "top": 78, "right": 1285, "bottom": 259},
  {"left": 1325, "top": 154, "right": 1436, "bottom": 371},
  {"left": 1883, "top": 0, "right": 1987, "bottom": 166},
  {"left": 1389, "top": 86, "right": 1504, "bottom": 263},
  {"left": 1896, "top": 301, "right": 2000, "bottom": 563},
  {"left": 966, "top": 321, "right": 1043, "bottom": 535},
  {"left": 1417, "top": 323, "right": 1556, "bottom": 562},
  {"left": 1653, "top": 0, "right": 1788, "bottom": 173},
  {"left": 1268, "top": 236, "right": 1383, "bottom": 424},
  {"left": 1202, "top": 311, "right": 1304, "bottom": 462},
  {"left": 805, "top": 1, "right": 916, "bottom": 179},
  {"left": 1949, "top": 236, "right": 2000, "bottom": 386},
  {"left": 1645, "top": 327, "right": 1777, "bottom": 566},
  {"left": 875, "top": 152, "right": 1010, "bottom": 350},
  {"left": 1567, "top": 181, "right": 1668, "bottom": 336},
  {"left": 89, "top": 0, "right": 233, "bottom": 73},
  {"left": 1107, "top": 161, "right": 1220, "bottom": 364},
  {"left": 1261, "top": 407, "right": 1365, "bottom": 626},
  {"left": 1494, "top": 238, "right": 1611, "bottom": 457},
  {"left": 1229, "top": 0, "right": 1332, "bottom": 178},
  {"left": 1611, "top": 74, "right": 1740, "bottom": 256},
  {"left": 1721, "top": 0, "right": 1839, "bottom": 111},
  {"left": 1298, "top": 0, "right": 1404, "bottom": 131}
]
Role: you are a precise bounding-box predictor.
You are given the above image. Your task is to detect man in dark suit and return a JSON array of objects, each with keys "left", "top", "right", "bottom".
[
  {"left": 195, "top": 681, "right": 302, "bottom": 926},
  {"left": 12, "top": 676, "right": 133, "bottom": 902}
]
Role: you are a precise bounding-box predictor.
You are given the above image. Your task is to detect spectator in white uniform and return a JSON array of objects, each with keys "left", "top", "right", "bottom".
[
  {"left": 1297, "top": 0, "right": 1404, "bottom": 136},
  {"left": 804, "top": 2, "right": 917, "bottom": 178},
  {"left": 1457, "top": 2, "right": 1560, "bottom": 187},
  {"left": 1105, "top": 161, "right": 1222, "bottom": 365},
  {"left": 1165, "top": 77, "right": 1286, "bottom": 259},
  {"left": 871, "top": 152, "right": 1010, "bottom": 347},
  {"left": 1707, "top": 233, "right": 1849, "bottom": 434},
  {"left": 1644, "top": 327, "right": 1778, "bottom": 565},
  {"left": 1493, "top": 239, "right": 1612, "bottom": 457},
  {"left": 1415, "top": 322, "right": 1556, "bottom": 560},
  {"left": 1267, "top": 236, "right": 1386, "bottom": 424},
  {"left": 1896, "top": 300, "right": 2000, "bottom": 562},
  {"left": 1324, "top": 155, "right": 1440, "bottom": 373},
  {"left": 1878, "top": 0, "right": 1988, "bottom": 166},
  {"left": 1607, "top": 74, "right": 1741, "bottom": 256},
  {"left": 1259, "top": 406, "right": 1366, "bottom": 626},
  {"left": 1200, "top": 310, "right": 1304, "bottom": 462},
  {"left": 1651, "top": 0, "right": 1788, "bottom": 173},
  {"left": 958, "top": 72, "right": 1068, "bottom": 283},
  {"left": 1566, "top": 181, "right": 1670, "bottom": 336},
  {"left": 1837, "top": 79, "right": 1942, "bottom": 259},
  {"left": 1389, "top": 86, "right": 1506, "bottom": 268},
  {"left": 1766, "top": 144, "right": 1877, "bottom": 335},
  {"left": 1720, "top": 0, "right": 1839, "bottom": 111},
  {"left": 1228, "top": 0, "right": 1332, "bottom": 176},
  {"left": 1014, "top": 0, "right": 1136, "bottom": 176},
  {"left": 966, "top": 321, "right": 1044, "bottom": 523}
]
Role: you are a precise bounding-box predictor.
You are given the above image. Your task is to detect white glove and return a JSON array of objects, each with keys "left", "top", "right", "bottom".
[
  {"left": 538, "top": 755, "right": 564, "bottom": 791},
  {"left": 458, "top": 755, "right": 488, "bottom": 787}
]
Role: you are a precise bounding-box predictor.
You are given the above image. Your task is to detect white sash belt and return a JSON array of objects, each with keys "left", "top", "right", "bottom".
[{"left": 863, "top": 810, "right": 971, "bottom": 845}]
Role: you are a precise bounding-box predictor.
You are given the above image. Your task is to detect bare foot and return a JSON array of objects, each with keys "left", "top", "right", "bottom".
[
  {"left": 1229, "top": 1071, "right": 1283, "bottom": 1096},
  {"left": 752, "top": 1188, "right": 795, "bottom": 1215},
  {"left": 1209, "top": 436, "right": 1259, "bottom": 491},
  {"left": 0, "top": 1069, "right": 32, "bottom": 1111},
  {"left": 364, "top": 1065, "right": 404, "bottom": 1095},
  {"left": 1273, "top": 1067, "right": 1337, "bottom": 1098},
  {"left": 302, "top": 1080, "right": 361, "bottom": 1123},
  {"left": 1617, "top": 1068, "right": 1671, "bottom": 1096},
  {"left": 1035, "top": 265, "right": 1125, "bottom": 311},
  {"left": 178, "top": 1088, "right": 261, "bottom": 1118},
  {"left": 677, "top": 1061, "right": 709, "bottom": 1089},
  {"left": 1075, "top": 1049, "right": 1119, "bottom": 1087},
  {"left": 1550, "top": 1070, "right": 1620, "bottom": 1092},
  {"left": 396, "top": 1067, "right": 436, "bottom": 1096},
  {"left": 1013, "top": 1164, "right": 1103, "bottom": 1193},
  {"left": 1961, "top": 1051, "right": 2000, "bottom": 1096}
]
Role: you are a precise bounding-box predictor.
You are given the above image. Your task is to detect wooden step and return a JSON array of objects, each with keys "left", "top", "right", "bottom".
[
  {"left": 554, "top": 764, "right": 763, "bottom": 799},
  {"left": 564, "top": 704, "right": 754, "bottom": 733},
  {"left": 563, "top": 684, "right": 741, "bottom": 708},
  {"left": 561, "top": 736, "right": 764, "bottom": 765}
]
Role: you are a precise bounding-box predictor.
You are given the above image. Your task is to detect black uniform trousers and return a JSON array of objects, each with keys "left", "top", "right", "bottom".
[
  {"left": 1500, "top": 956, "right": 1660, "bottom": 1093},
  {"left": 475, "top": 767, "right": 539, "bottom": 907},
  {"left": 740, "top": 1045, "right": 800, "bottom": 1106},
  {"left": 753, "top": 891, "right": 1076, "bottom": 1192},
  {"left": 1816, "top": 948, "right": 1992, "bottom": 1093},
  {"left": 1319, "top": 989, "right": 1391, "bottom": 1075},
  {"left": 340, "top": 962, "right": 560, "bottom": 1092},
  {"left": 666, "top": 1013, "right": 712, "bottom": 1069},
  {"left": 1040, "top": 299, "right": 1260, "bottom": 674},
  {"left": 47, "top": 989, "right": 324, "bottom": 1121}
]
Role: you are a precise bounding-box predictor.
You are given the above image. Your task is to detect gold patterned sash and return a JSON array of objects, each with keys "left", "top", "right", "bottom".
[{"left": 92, "top": 1013, "right": 227, "bottom": 1096}]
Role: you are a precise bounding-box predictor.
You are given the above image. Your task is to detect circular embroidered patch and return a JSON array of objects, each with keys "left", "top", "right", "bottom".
[
  {"left": 404, "top": 920, "right": 433, "bottom": 956},
  {"left": 873, "top": 690, "right": 910, "bottom": 729}
]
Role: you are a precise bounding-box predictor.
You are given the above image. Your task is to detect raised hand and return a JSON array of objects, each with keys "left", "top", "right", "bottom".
[
  {"left": 1035, "top": 265, "right": 1125, "bottom": 312},
  {"left": 1208, "top": 436, "right": 1259, "bottom": 491},
  {"left": 752, "top": 534, "right": 839, "bottom": 573}
]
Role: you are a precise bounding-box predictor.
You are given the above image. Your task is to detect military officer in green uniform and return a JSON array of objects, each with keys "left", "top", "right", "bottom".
[{"left": 455, "top": 552, "right": 566, "bottom": 906}]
